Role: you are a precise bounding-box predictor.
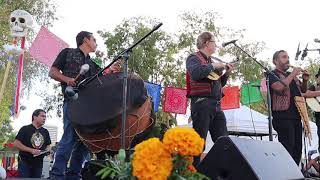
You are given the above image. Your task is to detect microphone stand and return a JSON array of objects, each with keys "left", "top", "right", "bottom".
[
  {"left": 302, "top": 48, "right": 320, "bottom": 55},
  {"left": 229, "top": 42, "right": 287, "bottom": 141},
  {"left": 78, "top": 23, "right": 163, "bottom": 149}
]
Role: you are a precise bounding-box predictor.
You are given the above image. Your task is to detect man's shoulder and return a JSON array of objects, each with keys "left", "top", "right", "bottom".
[
  {"left": 21, "top": 124, "right": 32, "bottom": 130},
  {"left": 187, "top": 52, "right": 197, "bottom": 58},
  {"left": 39, "top": 127, "right": 50, "bottom": 133},
  {"left": 59, "top": 47, "right": 70, "bottom": 53},
  {"left": 186, "top": 53, "right": 198, "bottom": 62},
  {"left": 61, "top": 47, "right": 77, "bottom": 54},
  {"left": 16, "top": 124, "right": 32, "bottom": 136}
]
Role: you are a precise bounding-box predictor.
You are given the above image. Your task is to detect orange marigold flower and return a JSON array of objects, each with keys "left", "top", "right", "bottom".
[
  {"left": 132, "top": 138, "right": 173, "bottom": 180},
  {"left": 163, "top": 127, "right": 205, "bottom": 156}
]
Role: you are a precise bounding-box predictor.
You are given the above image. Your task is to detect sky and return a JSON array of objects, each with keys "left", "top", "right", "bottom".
[
  {"left": 50, "top": 0, "right": 320, "bottom": 60},
  {"left": 12, "top": 0, "right": 320, "bottom": 141}
]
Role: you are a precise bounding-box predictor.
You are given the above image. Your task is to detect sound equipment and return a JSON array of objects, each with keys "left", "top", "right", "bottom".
[{"left": 197, "top": 137, "right": 304, "bottom": 180}]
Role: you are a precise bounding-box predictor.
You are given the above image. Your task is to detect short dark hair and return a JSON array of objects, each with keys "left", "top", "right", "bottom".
[
  {"left": 272, "top": 50, "right": 286, "bottom": 64},
  {"left": 32, "top": 109, "right": 46, "bottom": 121},
  {"left": 76, "top": 31, "right": 93, "bottom": 47},
  {"left": 196, "top": 32, "right": 214, "bottom": 49}
]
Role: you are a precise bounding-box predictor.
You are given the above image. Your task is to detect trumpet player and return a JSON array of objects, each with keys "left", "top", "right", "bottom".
[
  {"left": 270, "top": 50, "right": 310, "bottom": 165},
  {"left": 186, "top": 31, "right": 233, "bottom": 167}
]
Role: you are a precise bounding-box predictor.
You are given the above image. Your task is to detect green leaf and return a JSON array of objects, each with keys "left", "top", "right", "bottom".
[
  {"left": 118, "top": 149, "right": 126, "bottom": 162},
  {"left": 101, "top": 168, "right": 112, "bottom": 179},
  {"left": 96, "top": 168, "right": 106, "bottom": 177}
]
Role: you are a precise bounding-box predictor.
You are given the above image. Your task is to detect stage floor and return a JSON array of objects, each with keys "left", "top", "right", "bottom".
[{"left": 5, "top": 179, "right": 48, "bottom": 180}]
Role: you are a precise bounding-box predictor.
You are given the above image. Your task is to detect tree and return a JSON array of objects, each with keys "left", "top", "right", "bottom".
[
  {"left": 177, "top": 11, "right": 270, "bottom": 115},
  {"left": 97, "top": 11, "right": 267, "bottom": 128},
  {"left": 0, "top": 0, "right": 57, "bottom": 142}
]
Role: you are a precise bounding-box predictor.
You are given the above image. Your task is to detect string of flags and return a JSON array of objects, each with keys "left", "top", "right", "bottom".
[
  {"left": 163, "top": 87, "right": 188, "bottom": 114},
  {"left": 29, "top": 26, "right": 69, "bottom": 67},
  {"left": 144, "top": 82, "right": 161, "bottom": 112},
  {"left": 144, "top": 80, "right": 265, "bottom": 114},
  {"left": 18, "top": 25, "right": 266, "bottom": 116},
  {"left": 240, "top": 80, "right": 263, "bottom": 105}
]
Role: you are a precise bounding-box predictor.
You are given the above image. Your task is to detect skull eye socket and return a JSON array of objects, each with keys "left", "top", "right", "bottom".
[
  {"left": 11, "top": 17, "right": 16, "bottom": 22},
  {"left": 19, "top": 18, "right": 25, "bottom": 23}
]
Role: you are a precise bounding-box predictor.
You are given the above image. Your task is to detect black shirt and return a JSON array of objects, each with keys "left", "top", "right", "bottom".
[
  {"left": 15, "top": 124, "right": 51, "bottom": 167},
  {"left": 51, "top": 48, "right": 101, "bottom": 96},
  {"left": 269, "top": 71, "right": 301, "bottom": 120}
]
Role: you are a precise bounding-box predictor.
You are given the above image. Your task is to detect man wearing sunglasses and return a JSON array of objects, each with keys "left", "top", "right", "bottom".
[
  {"left": 269, "top": 50, "right": 309, "bottom": 165},
  {"left": 49, "top": 30, "right": 122, "bottom": 180},
  {"left": 49, "top": 31, "right": 100, "bottom": 180}
]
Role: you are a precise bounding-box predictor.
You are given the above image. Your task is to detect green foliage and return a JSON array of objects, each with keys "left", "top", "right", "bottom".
[
  {"left": 0, "top": 0, "right": 57, "bottom": 142},
  {"left": 98, "top": 11, "right": 267, "bottom": 126},
  {"left": 95, "top": 149, "right": 135, "bottom": 180},
  {"left": 99, "top": 17, "right": 182, "bottom": 87},
  {"left": 169, "top": 155, "right": 209, "bottom": 180},
  {"left": 94, "top": 148, "right": 208, "bottom": 179}
]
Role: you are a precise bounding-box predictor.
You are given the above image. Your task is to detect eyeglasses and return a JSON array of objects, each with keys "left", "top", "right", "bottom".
[{"left": 280, "top": 55, "right": 289, "bottom": 59}]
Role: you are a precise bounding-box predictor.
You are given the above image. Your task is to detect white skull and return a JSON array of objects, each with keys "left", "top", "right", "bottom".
[{"left": 10, "top": 10, "right": 33, "bottom": 37}]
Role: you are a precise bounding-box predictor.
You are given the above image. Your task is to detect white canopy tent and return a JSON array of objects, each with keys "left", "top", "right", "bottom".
[{"left": 182, "top": 105, "right": 318, "bottom": 154}]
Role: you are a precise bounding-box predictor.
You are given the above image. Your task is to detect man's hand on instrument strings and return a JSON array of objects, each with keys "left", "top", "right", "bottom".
[
  {"left": 225, "top": 63, "right": 234, "bottom": 75},
  {"left": 110, "top": 60, "right": 122, "bottom": 72},
  {"left": 66, "top": 77, "right": 76, "bottom": 86},
  {"left": 211, "top": 62, "right": 225, "bottom": 71}
]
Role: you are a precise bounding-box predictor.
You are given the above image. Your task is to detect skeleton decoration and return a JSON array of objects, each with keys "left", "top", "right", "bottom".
[{"left": 10, "top": 9, "right": 33, "bottom": 37}]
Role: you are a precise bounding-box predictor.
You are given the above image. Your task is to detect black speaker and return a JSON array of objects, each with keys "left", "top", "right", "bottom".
[{"left": 197, "top": 137, "right": 304, "bottom": 180}]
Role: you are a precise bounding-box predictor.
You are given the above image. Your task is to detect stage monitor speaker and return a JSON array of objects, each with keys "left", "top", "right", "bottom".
[{"left": 197, "top": 136, "right": 304, "bottom": 180}]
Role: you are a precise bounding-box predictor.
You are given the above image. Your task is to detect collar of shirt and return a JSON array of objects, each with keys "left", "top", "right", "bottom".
[
  {"left": 199, "top": 51, "right": 212, "bottom": 63},
  {"left": 76, "top": 47, "right": 91, "bottom": 59}
]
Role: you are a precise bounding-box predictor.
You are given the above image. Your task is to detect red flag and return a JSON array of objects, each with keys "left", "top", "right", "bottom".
[
  {"left": 163, "top": 87, "right": 188, "bottom": 114},
  {"left": 221, "top": 86, "right": 240, "bottom": 110},
  {"left": 29, "top": 26, "right": 69, "bottom": 67}
]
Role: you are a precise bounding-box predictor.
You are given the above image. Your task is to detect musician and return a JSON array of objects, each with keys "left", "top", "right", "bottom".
[
  {"left": 14, "top": 109, "right": 51, "bottom": 178},
  {"left": 186, "top": 32, "right": 233, "bottom": 167},
  {"left": 303, "top": 68, "right": 320, "bottom": 152},
  {"left": 49, "top": 31, "right": 120, "bottom": 180},
  {"left": 269, "top": 50, "right": 309, "bottom": 165}
]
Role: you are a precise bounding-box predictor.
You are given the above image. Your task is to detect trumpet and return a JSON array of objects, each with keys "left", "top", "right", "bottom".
[{"left": 288, "top": 65, "right": 308, "bottom": 73}]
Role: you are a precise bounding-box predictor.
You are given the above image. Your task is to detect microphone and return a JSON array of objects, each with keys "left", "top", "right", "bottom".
[
  {"left": 222, "top": 39, "right": 238, "bottom": 47},
  {"left": 301, "top": 44, "right": 308, "bottom": 60},
  {"left": 314, "top": 38, "right": 320, "bottom": 43},
  {"left": 64, "top": 64, "right": 90, "bottom": 100},
  {"left": 295, "top": 43, "right": 301, "bottom": 60},
  {"left": 74, "top": 64, "right": 89, "bottom": 81}
]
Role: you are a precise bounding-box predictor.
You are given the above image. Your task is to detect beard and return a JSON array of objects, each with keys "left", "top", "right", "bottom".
[{"left": 282, "top": 62, "right": 290, "bottom": 71}]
